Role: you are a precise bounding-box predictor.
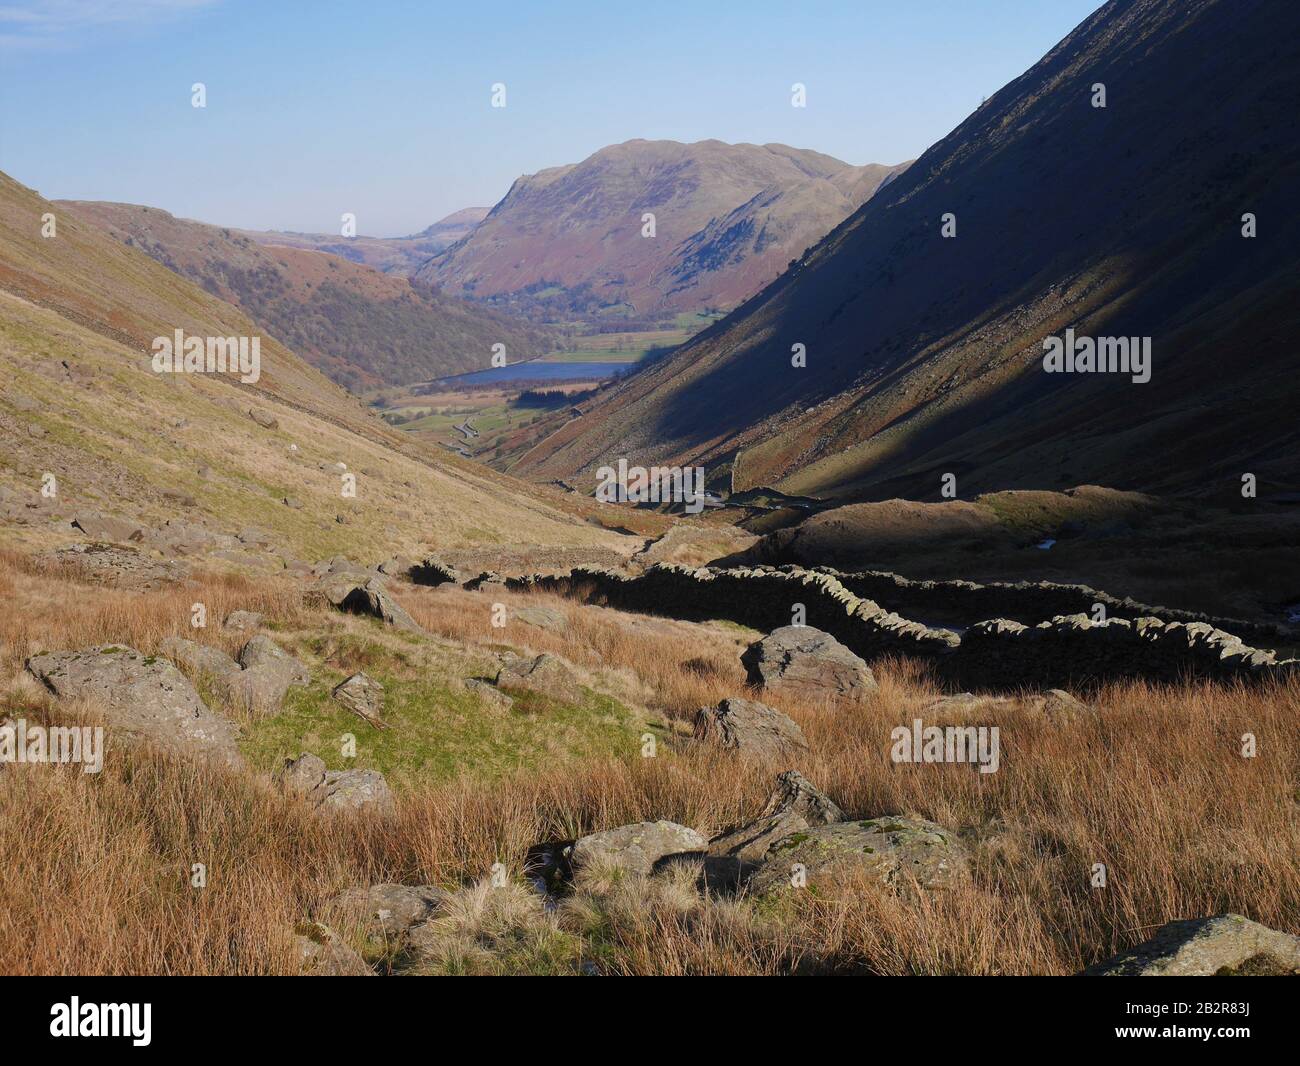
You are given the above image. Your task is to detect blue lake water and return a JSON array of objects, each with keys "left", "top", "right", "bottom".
[{"left": 433, "top": 361, "right": 633, "bottom": 386}]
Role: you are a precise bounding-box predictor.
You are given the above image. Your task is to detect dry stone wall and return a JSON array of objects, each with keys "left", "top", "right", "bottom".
[
  {"left": 497, "top": 564, "right": 1298, "bottom": 691},
  {"left": 823, "top": 568, "right": 1285, "bottom": 643}
]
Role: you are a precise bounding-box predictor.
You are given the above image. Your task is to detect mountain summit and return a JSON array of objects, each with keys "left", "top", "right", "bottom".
[{"left": 417, "top": 139, "right": 907, "bottom": 323}]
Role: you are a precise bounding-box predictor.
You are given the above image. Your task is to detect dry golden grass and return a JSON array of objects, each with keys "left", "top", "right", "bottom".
[{"left": 1, "top": 552, "right": 1297, "bottom": 975}]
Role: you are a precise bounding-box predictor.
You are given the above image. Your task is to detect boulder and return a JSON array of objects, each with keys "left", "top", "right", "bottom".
[
  {"left": 332, "top": 672, "right": 385, "bottom": 727},
  {"left": 277, "top": 753, "right": 393, "bottom": 813},
  {"left": 319, "top": 575, "right": 422, "bottom": 633},
  {"left": 710, "top": 770, "right": 844, "bottom": 865},
  {"left": 222, "top": 610, "right": 264, "bottom": 633},
  {"left": 237, "top": 635, "right": 309, "bottom": 685},
  {"left": 159, "top": 636, "right": 241, "bottom": 685},
  {"left": 747, "top": 814, "right": 968, "bottom": 896},
  {"left": 495, "top": 652, "right": 582, "bottom": 704},
  {"left": 692, "top": 697, "right": 808, "bottom": 759},
  {"left": 25, "top": 645, "right": 242, "bottom": 767},
  {"left": 569, "top": 820, "right": 707, "bottom": 878},
  {"left": 742, "top": 626, "right": 877, "bottom": 701},
  {"left": 1083, "top": 915, "right": 1300, "bottom": 976},
  {"left": 293, "top": 921, "right": 373, "bottom": 976},
  {"left": 514, "top": 606, "right": 568, "bottom": 632},
  {"left": 327, "top": 883, "right": 444, "bottom": 940},
  {"left": 248, "top": 408, "right": 279, "bottom": 430},
  {"left": 71, "top": 512, "right": 144, "bottom": 543}
]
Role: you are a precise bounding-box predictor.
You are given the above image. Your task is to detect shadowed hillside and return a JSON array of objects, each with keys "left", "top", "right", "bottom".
[{"left": 514, "top": 0, "right": 1300, "bottom": 504}]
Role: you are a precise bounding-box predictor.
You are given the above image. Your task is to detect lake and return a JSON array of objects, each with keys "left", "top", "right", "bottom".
[{"left": 432, "top": 361, "right": 633, "bottom": 386}]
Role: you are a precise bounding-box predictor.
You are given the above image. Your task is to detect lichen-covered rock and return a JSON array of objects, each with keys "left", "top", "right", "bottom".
[
  {"left": 495, "top": 652, "right": 582, "bottom": 704},
  {"left": 741, "top": 626, "right": 878, "bottom": 701},
  {"left": 1083, "top": 914, "right": 1300, "bottom": 976},
  {"left": 692, "top": 697, "right": 807, "bottom": 758},
  {"left": 748, "top": 814, "right": 968, "bottom": 895},
  {"left": 277, "top": 753, "right": 393, "bottom": 813},
  {"left": 237, "top": 635, "right": 309, "bottom": 685},
  {"left": 222, "top": 610, "right": 264, "bottom": 633},
  {"left": 159, "top": 636, "right": 241, "bottom": 685},
  {"left": 332, "top": 672, "right": 385, "bottom": 727},
  {"left": 327, "top": 883, "right": 444, "bottom": 940},
  {"left": 26, "top": 645, "right": 242, "bottom": 767},
  {"left": 569, "top": 820, "right": 707, "bottom": 877},
  {"left": 71, "top": 511, "right": 144, "bottom": 543},
  {"left": 711, "top": 771, "right": 843, "bottom": 861},
  {"left": 514, "top": 605, "right": 568, "bottom": 632},
  {"left": 293, "top": 921, "right": 373, "bottom": 976}
]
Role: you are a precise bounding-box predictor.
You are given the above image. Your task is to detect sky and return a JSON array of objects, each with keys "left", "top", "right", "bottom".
[{"left": 0, "top": 0, "right": 1103, "bottom": 236}]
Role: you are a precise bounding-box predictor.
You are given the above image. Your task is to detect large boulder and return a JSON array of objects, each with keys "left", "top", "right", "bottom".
[
  {"left": 747, "top": 814, "right": 968, "bottom": 896},
  {"left": 569, "top": 820, "right": 707, "bottom": 878},
  {"left": 1083, "top": 915, "right": 1300, "bottom": 976},
  {"left": 495, "top": 652, "right": 582, "bottom": 704},
  {"left": 319, "top": 575, "right": 422, "bottom": 633},
  {"left": 710, "top": 771, "right": 844, "bottom": 866},
  {"left": 26, "top": 645, "right": 242, "bottom": 767},
  {"left": 159, "top": 636, "right": 241, "bottom": 686},
  {"left": 277, "top": 752, "right": 393, "bottom": 813},
  {"left": 237, "top": 635, "right": 310, "bottom": 685},
  {"left": 225, "top": 635, "right": 310, "bottom": 714},
  {"left": 693, "top": 697, "right": 808, "bottom": 759},
  {"left": 514, "top": 606, "right": 568, "bottom": 633},
  {"left": 71, "top": 511, "right": 144, "bottom": 543},
  {"left": 327, "top": 883, "right": 444, "bottom": 940},
  {"left": 742, "top": 626, "right": 877, "bottom": 702},
  {"left": 332, "top": 672, "right": 385, "bottom": 728}
]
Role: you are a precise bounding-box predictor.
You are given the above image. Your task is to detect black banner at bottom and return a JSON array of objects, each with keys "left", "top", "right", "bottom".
[{"left": 0, "top": 976, "right": 1289, "bottom": 1051}]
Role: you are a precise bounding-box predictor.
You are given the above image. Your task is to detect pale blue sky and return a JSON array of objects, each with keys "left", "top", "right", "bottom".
[{"left": 0, "top": 0, "right": 1103, "bottom": 235}]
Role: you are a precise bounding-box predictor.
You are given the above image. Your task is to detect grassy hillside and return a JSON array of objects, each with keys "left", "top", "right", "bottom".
[
  {"left": 0, "top": 170, "right": 629, "bottom": 563},
  {"left": 61, "top": 200, "right": 559, "bottom": 391}
]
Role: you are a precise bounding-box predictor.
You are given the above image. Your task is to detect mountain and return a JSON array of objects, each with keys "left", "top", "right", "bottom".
[
  {"left": 0, "top": 169, "right": 629, "bottom": 563},
  {"left": 416, "top": 140, "right": 908, "bottom": 324},
  {"left": 237, "top": 206, "right": 490, "bottom": 275},
  {"left": 514, "top": 0, "right": 1300, "bottom": 504},
  {"left": 60, "top": 201, "right": 556, "bottom": 391}
]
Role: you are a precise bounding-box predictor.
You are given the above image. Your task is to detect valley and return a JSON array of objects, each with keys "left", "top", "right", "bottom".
[{"left": 0, "top": 0, "right": 1296, "bottom": 991}]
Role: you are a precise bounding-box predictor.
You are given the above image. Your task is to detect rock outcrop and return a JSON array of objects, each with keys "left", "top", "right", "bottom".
[
  {"left": 742, "top": 625, "right": 877, "bottom": 701},
  {"left": 569, "top": 820, "right": 707, "bottom": 877},
  {"left": 278, "top": 753, "right": 393, "bottom": 813},
  {"left": 327, "top": 883, "right": 444, "bottom": 941},
  {"left": 318, "top": 574, "right": 422, "bottom": 633},
  {"left": 1083, "top": 914, "right": 1300, "bottom": 976},
  {"left": 494, "top": 652, "right": 582, "bottom": 704},
  {"left": 707, "top": 771, "right": 843, "bottom": 885},
  {"left": 692, "top": 697, "right": 808, "bottom": 758},
  {"left": 26, "top": 645, "right": 243, "bottom": 767},
  {"left": 747, "top": 814, "right": 969, "bottom": 896},
  {"left": 332, "top": 672, "right": 385, "bottom": 727}
]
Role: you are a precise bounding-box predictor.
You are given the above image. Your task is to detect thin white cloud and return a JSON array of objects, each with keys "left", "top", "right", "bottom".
[{"left": 0, "top": 0, "right": 216, "bottom": 48}]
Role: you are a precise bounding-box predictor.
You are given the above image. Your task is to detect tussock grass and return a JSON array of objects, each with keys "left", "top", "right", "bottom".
[{"left": 0, "top": 555, "right": 1296, "bottom": 975}]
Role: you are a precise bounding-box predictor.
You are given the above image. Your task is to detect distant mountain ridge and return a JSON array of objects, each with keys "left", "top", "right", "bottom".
[
  {"left": 514, "top": 0, "right": 1300, "bottom": 503},
  {"left": 61, "top": 201, "right": 555, "bottom": 391},
  {"left": 237, "top": 206, "right": 490, "bottom": 276},
  {"left": 417, "top": 139, "right": 908, "bottom": 324}
]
